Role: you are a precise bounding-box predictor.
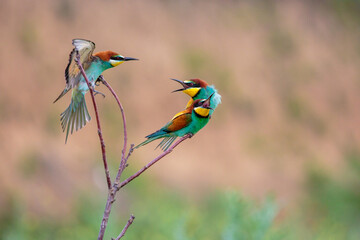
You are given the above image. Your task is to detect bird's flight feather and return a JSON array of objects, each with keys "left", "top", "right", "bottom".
[
  {"left": 54, "top": 39, "right": 96, "bottom": 103},
  {"left": 66, "top": 39, "right": 96, "bottom": 89}
]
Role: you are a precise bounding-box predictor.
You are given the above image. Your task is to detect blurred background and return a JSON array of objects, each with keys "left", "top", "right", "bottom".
[{"left": 1, "top": 0, "right": 360, "bottom": 239}]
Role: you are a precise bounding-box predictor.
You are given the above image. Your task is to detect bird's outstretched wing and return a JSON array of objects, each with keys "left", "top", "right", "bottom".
[
  {"left": 65, "top": 39, "right": 96, "bottom": 89},
  {"left": 54, "top": 39, "right": 96, "bottom": 103}
]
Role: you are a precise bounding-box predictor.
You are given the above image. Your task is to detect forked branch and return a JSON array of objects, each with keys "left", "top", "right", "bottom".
[
  {"left": 75, "top": 59, "right": 191, "bottom": 240},
  {"left": 117, "top": 134, "right": 192, "bottom": 190}
]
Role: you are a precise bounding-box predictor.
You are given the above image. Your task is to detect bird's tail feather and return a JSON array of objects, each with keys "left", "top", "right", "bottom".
[
  {"left": 134, "top": 129, "right": 170, "bottom": 150},
  {"left": 135, "top": 131, "right": 177, "bottom": 151},
  {"left": 54, "top": 88, "right": 70, "bottom": 103},
  {"left": 60, "top": 96, "right": 91, "bottom": 143},
  {"left": 157, "top": 136, "right": 177, "bottom": 151},
  {"left": 134, "top": 136, "right": 162, "bottom": 149}
]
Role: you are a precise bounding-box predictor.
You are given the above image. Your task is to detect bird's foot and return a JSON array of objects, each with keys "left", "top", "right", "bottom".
[
  {"left": 186, "top": 133, "right": 194, "bottom": 138},
  {"left": 95, "top": 75, "right": 105, "bottom": 86},
  {"left": 93, "top": 89, "right": 106, "bottom": 98}
]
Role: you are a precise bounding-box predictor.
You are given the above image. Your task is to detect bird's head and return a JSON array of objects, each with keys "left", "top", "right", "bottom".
[
  {"left": 171, "top": 78, "right": 208, "bottom": 98},
  {"left": 192, "top": 93, "right": 214, "bottom": 118},
  {"left": 94, "top": 51, "right": 138, "bottom": 68}
]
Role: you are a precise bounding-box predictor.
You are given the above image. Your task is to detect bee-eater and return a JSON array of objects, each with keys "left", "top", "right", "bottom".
[
  {"left": 135, "top": 94, "right": 214, "bottom": 151},
  {"left": 171, "top": 78, "right": 221, "bottom": 114},
  {"left": 54, "top": 39, "right": 138, "bottom": 143}
]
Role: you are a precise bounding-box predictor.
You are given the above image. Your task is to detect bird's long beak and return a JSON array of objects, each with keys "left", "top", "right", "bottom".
[
  {"left": 170, "top": 78, "right": 188, "bottom": 92},
  {"left": 124, "top": 57, "right": 139, "bottom": 61},
  {"left": 203, "top": 93, "right": 214, "bottom": 109}
]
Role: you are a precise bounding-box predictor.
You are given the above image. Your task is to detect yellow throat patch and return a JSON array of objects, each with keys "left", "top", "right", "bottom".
[
  {"left": 194, "top": 107, "right": 210, "bottom": 117},
  {"left": 183, "top": 88, "right": 200, "bottom": 97},
  {"left": 110, "top": 59, "right": 124, "bottom": 67}
]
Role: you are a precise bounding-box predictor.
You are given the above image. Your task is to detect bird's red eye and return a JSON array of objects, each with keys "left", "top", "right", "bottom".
[{"left": 110, "top": 56, "right": 124, "bottom": 61}]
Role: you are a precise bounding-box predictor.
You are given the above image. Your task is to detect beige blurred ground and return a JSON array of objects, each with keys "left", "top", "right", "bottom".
[{"left": 1, "top": 0, "right": 360, "bottom": 218}]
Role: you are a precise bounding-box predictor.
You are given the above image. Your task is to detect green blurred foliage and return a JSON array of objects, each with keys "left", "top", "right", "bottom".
[
  {"left": 126, "top": 184, "right": 281, "bottom": 240},
  {"left": 3, "top": 150, "right": 360, "bottom": 240},
  {"left": 303, "top": 147, "right": 360, "bottom": 240},
  {"left": 0, "top": 176, "right": 282, "bottom": 240}
]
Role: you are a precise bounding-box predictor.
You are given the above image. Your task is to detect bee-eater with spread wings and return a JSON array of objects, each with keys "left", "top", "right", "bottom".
[
  {"left": 54, "top": 39, "right": 138, "bottom": 143},
  {"left": 135, "top": 94, "right": 214, "bottom": 151},
  {"left": 171, "top": 78, "right": 221, "bottom": 115}
]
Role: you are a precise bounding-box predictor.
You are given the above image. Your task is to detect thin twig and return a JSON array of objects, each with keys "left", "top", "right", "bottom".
[
  {"left": 100, "top": 77, "right": 128, "bottom": 172},
  {"left": 125, "top": 144, "right": 135, "bottom": 166},
  {"left": 97, "top": 76, "right": 132, "bottom": 240},
  {"left": 75, "top": 52, "right": 112, "bottom": 190},
  {"left": 117, "top": 134, "right": 192, "bottom": 190},
  {"left": 112, "top": 215, "right": 135, "bottom": 240},
  {"left": 93, "top": 75, "right": 192, "bottom": 240}
]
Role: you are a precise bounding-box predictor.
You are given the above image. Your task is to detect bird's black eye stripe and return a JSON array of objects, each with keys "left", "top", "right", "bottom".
[
  {"left": 110, "top": 56, "right": 124, "bottom": 61},
  {"left": 195, "top": 101, "right": 203, "bottom": 107},
  {"left": 185, "top": 82, "right": 199, "bottom": 87}
]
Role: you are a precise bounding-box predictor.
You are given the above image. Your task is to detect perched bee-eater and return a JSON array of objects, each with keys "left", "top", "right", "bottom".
[
  {"left": 171, "top": 78, "right": 221, "bottom": 114},
  {"left": 135, "top": 94, "right": 214, "bottom": 151},
  {"left": 54, "top": 39, "right": 138, "bottom": 143}
]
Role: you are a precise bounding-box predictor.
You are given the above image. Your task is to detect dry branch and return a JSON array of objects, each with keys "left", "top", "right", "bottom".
[
  {"left": 75, "top": 59, "right": 191, "bottom": 240},
  {"left": 74, "top": 52, "right": 112, "bottom": 190},
  {"left": 112, "top": 215, "right": 135, "bottom": 240}
]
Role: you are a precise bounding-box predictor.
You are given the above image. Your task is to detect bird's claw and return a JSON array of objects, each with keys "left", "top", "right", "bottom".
[
  {"left": 95, "top": 75, "right": 105, "bottom": 86},
  {"left": 93, "top": 89, "right": 106, "bottom": 98}
]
